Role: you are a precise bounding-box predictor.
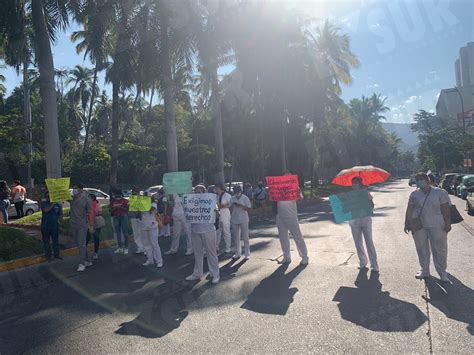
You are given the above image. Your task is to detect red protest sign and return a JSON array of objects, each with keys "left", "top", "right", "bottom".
[{"left": 265, "top": 175, "right": 300, "bottom": 201}]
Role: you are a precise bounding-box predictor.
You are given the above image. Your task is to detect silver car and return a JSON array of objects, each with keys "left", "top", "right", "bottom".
[{"left": 8, "top": 198, "right": 40, "bottom": 218}]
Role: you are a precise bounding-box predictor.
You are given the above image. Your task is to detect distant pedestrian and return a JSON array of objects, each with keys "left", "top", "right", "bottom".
[
  {"left": 86, "top": 194, "right": 103, "bottom": 259},
  {"left": 140, "top": 202, "right": 163, "bottom": 267},
  {"left": 230, "top": 185, "right": 252, "bottom": 260},
  {"left": 404, "top": 172, "right": 452, "bottom": 282},
  {"left": 110, "top": 189, "right": 130, "bottom": 254},
  {"left": 275, "top": 172, "right": 308, "bottom": 265},
  {"left": 156, "top": 189, "right": 170, "bottom": 238},
  {"left": 40, "top": 191, "right": 63, "bottom": 261},
  {"left": 185, "top": 184, "right": 220, "bottom": 284},
  {"left": 11, "top": 180, "right": 27, "bottom": 218},
  {"left": 70, "top": 183, "right": 93, "bottom": 272},
  {"left": 165, "top": 194, "right": 193, "bottom": 256},
  {"left": 243, "top": 183, "right": 254, "bottom": 200},
  {"left": 349, "top": 177, "right": 379, "bottom": 272},
  {"left": 215, "top": 183, "right": 232, "bottom": 254},
  {"left": 129, "top": 188, "right": 145, "bottom": 255},
  {"left": 0, "top": 180, "right": 11, "bottom": 224},
  {"left": 254, "top": 181, "right": 267, "bottom": 221}
]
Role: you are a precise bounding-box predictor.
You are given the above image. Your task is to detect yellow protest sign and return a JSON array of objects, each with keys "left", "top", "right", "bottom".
[
  {"left": 129, "top": 196, "right": 152, "bottom": 212},
  {"left": 45, "top": 178, "right": 72, "bottom": 202}
]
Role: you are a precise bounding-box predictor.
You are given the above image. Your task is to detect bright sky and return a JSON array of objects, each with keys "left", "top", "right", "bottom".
[{"left": 2, "top": 0, "right": 473, "bottom": 123}]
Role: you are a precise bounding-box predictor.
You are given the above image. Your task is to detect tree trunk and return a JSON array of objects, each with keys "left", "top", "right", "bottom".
[
  {"left": 23, "top": 58, "right": 33, "bottom": 189},
  {"left": 110, "top": 78, "right": 119, "bottom": 187},
  {"left": 83, "top": 66, "right": 98, "bottom": 151},
  {"left": 281, "top": 111, "right": 287, "bottom": 173},
  {"left": 31, "top": 0, "right": 61, "bottom": 178},
  {"left": 160, "top": 11, "right": 178, "bottom": 172},
  {"left": 211, "top": 70, "right": 225, "bottom": 184}
]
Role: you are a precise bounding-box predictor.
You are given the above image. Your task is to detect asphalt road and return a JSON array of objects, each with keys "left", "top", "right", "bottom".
[{"left": 1, "top": 180, "right": 473, "bottom": 354}]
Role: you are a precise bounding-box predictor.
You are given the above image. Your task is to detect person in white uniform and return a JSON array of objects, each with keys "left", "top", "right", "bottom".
[
  {"left": 275, "top": 174, "right": 309, "bottom": 265},
  {"left": 404, "top": 172, "right": 451, "bottom": 282},
  {"left": 185, "top": 185, "right": 220, "bottom": 284},
  {"left": 140, "top": 202, "right": 163, "bottom": 268},
  {"left": 215, "top": 183, "right": 232, "bottom": 254},
  {"left": 165, "top": 194, "right": 193, "bottom": 256},
  {"left": 230, "top": 185, "right": 252, "bottom": 259},
  {"left": 348, "top": 177, "right": 379, "bottom": 272}
]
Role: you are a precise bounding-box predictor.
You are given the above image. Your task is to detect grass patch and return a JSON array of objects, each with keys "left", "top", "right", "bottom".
[
  {"left": 0, "top": 227, "right": 44, "bottom": 261},
  {"left": 13, "top": 207, "right": 116, "bottom": 242}
]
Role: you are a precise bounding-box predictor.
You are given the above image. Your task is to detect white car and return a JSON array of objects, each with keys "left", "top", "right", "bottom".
[
  {"left": 8, "top": 198, "right": 40, "bottom": 218},
  {"left": 143, "top": 185, "right": 163, "bottom": 197}
]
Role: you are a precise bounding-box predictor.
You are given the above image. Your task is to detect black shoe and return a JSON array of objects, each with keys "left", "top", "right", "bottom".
[{"left": 54, "top": 255, "right": 63, "bottom": 260}]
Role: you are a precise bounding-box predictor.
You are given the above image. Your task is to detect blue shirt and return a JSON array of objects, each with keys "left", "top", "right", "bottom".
[{"left": 41, "top": 201, "right": 63, "bottom": 229}]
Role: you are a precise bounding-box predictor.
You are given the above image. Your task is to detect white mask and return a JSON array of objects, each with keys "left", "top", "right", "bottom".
[{"left": 72, "top": 188, "right": 80, "bottom": 196}]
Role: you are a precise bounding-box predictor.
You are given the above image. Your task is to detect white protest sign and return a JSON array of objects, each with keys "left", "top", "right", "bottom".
[{"left": 182, "top": 193, "right": 217, "bottom": 224}]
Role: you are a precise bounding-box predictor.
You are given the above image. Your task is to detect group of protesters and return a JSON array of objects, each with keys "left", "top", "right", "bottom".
[{"left": 37, "top": 170, "right": 454, "bottom": 285}]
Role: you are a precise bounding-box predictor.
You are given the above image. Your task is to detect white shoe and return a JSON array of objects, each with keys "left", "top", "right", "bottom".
[
  {"left": 123, "top": 248, "right": 129, "bottom": 255},
  {"left": 415, "top": 271, "right": 431, "bottom": 279},
  {"left": 114, "top": 248, "right": 123, "bottom": 254},
  {"left": 212, "top": 276, "right": 220, "bottom": 284},
  {"left": 244, "top": 255, "right": 250, "bottom": 260},
  {"left": 156, "top": 261, "right": 163, "bottom": 268},
  {"left": 224, "top": 249, "right": 231, "bottom": 254},
  {"left": 93, "top": 253, "right": 99, "bottom": 260},
  {"left": 84, "top": 261, "right": 93, "bottom": 267},
  {"left": 185, "top": 250, "right": 193, "bottom": 256},
  {"left": 77, "top": 264, "right": 86, "bottom": 272},
  {"left": 232, "top": 254, "right": 241, "bottom": 260},
  {"left": 185, "top": 274, "right": 201, "bottom": 281},
  {"left": 164, "top": 250, "right": 177, "bottom": 255},
  {"left": 143, "top": 260, "right": 153, "bottom": 266}
]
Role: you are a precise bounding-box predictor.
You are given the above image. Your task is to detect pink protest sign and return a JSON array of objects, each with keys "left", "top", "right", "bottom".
[{"left": 265, "top": 175, "right": 300, "bottom": 201}]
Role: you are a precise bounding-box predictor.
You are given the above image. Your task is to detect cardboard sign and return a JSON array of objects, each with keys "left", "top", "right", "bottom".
[
  {"left": 45, "top": 178, "right": 72, "bottom": 202},
  {"left": 182, "top": 193, "right": 216, "bottom": 224},
  {"left": 329, "top": 190, "right": 373, "bottom": 224},
  {"left": 129, "top": 196, "right": 152, "bottom": 212},
  {"left": 163, "top": 171, "right": 193, "bottom": 194},
  {"left": 265, "top": 175, "right": 300, "bottom": 201}
]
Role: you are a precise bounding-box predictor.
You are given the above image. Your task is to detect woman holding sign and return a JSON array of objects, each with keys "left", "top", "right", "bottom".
[
  {"left": 349, "top": 177, "right": 379, "bottom": 273},
  {"left": 185, "top": 185, "right": 220, "bottom": 284}
]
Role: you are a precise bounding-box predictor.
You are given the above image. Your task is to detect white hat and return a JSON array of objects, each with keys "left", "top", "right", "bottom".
[{"left": 151, "top": 202, "right": 157, "bottom": 209}]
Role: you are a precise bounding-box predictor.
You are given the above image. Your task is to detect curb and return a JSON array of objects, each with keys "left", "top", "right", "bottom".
[{"left": 0, "top": 236, "right": 134, "bottom": 273}]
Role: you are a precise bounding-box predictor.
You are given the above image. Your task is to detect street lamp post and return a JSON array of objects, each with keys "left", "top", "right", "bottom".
[{"left": 446, "top": 87, "right": 466, "bottom": 132}]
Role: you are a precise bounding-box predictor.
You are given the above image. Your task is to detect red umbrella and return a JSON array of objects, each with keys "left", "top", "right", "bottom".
[{"left": 332, "top": 165, "right": 390, "bottom": 186}]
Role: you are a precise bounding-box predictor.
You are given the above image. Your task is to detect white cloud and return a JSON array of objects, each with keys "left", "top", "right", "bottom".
[
  {"left": 369, "top": 23, "right": 380, "bottom": 28},
  {"left": 404, "top": 95, "right": 420, "bottom": 104},
  {"left": 366, "top": 83, "right": 380, "bottom": 89}
]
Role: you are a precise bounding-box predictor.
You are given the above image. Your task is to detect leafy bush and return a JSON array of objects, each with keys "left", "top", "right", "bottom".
[{"left": 0, "top": 227, "right": 44, "bottom": 261}]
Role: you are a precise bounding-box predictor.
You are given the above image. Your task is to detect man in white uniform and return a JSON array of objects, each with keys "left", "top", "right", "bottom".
[
  {"left": 275, "top": 173, "right": 309, "bottom": 265},
  {"left": 230, "top": 185, "right": 252, "bottom": 259},
  {"left": 186, "top": 185, "right": 220, "bottom": 284},
  {"left": 215, "top": 183, "right": 232, "bottom": 254},
  {"left": 165, "top": 194, "right": 193, "bottom": 255},
  {"left": 404, "top": 172, "right": 451, "bottom": 282}
]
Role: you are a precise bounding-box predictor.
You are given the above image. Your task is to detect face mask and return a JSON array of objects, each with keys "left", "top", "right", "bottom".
[
  {"left": 72, "top": 189, "right": 79, "bottom": 196},
  {"left": 352, "top": 183, "right": 361, "bottom": 190},
  {"left": 416, "top": 180, "right": 427, "bottom": 189}
]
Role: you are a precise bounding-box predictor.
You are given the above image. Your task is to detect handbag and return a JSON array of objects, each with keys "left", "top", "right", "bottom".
[
  {"left": 410, "top": 189, "right": 431, "bottom": 232},
  {"left": 162, "top": 215, "right": 172, "bottom": 225},
  {"left": 94, "top": 215, "right": 106, "bottom": 229},
  {"left": 450, "top": 205, "right": 464, "bottom": 224}
]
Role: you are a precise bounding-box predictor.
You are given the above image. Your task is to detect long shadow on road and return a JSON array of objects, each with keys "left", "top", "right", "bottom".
[
  {"left": 333, "top": 269, "right": 428, "bottom": 332},
  {"left": 425, "top": 275, "right": 474, "bottom": 335}
]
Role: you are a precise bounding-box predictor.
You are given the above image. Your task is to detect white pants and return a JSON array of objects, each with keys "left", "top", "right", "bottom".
[
  {"left": 191, "top": 231, "right": 220, "bottom": 278},
  {"left": 276, "top": 216, "right": 308, "bottom": 261},
  {"left": 130, "top": 218, "right": 144, "bottom": 252},
  {"left": 232, "top": 222, "right": 250, "bottom": 257},
  {"left": 412, "top": 227, "right": 448, "bottom": 279},
  {"left": 160, "top": 223, "right": 170, "bottom": 237},
  {"left": 141, "top": 228, "right": 162, "bottom": 264},
  {"left": 170, "top": 216, "right": 192, "bottom": 253},
  {"left": 350, "top": 217, "right": 378, "bottom": 270},
  {"left": 216, "top": 214, "right": 231, "bottom": 252}
]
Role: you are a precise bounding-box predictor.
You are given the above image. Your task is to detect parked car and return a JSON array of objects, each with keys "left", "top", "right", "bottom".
[
  {"left": 143, "top": 185, "right": 163, "bottom": 197},
  {"left": 467, "top": 186, "right": 474, "bottom": 215},
  {"left": 452, "top": 174, "right": 466, "bottom": 197},
  {"left": 122, "top": 189, "right": 133, "bottom": 198},
  {"left": 8, "top": 198, "right": 40, "bottom": 218},
  {"left": 409, "top": 174, "right": 417, "bottom": 186},
  {"left": 440, "top": 173, "right": 457, "bottom": 194},
  {"left": 457, "top": 175, "right": 474, "bottom": 200}
]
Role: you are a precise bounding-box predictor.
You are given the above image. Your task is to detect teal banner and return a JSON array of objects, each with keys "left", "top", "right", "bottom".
[
  {"left": 163, "top": 171, "right": 193, "bottom": 194},
  {"left": 329, "top": 190, "right": 373, "bottom": 224}
]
